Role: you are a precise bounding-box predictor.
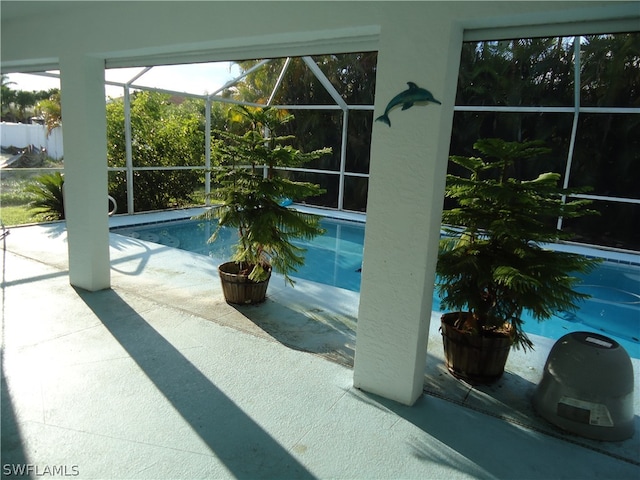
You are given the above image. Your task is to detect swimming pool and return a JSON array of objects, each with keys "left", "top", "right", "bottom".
[{"left": 112, "top": 216, "right": 640, "bottom": 357}]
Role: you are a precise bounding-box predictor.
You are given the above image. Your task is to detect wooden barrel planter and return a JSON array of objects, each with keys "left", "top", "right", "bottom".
[
  {"left": 218, "top": 262, "right": 271, "bottom": 305},
  {"left": 440, "top": 312, "right": 514, "bottom": 384}
]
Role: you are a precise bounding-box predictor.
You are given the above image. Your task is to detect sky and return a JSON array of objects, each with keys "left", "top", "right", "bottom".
[{"left": 5, "top": 61, "right": 243, "bottom": 98}]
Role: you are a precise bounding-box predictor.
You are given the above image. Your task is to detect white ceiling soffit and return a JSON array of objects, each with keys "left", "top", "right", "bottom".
[
  {"left": 0, "top": 58, "right": 59, "bottom": 75},
  {"left": 0, "top": 1, "right": 88, "bottom": 23},
  {"left": 104, "top": 26, "right": 380, "bottom": 70},
  {"left": 463, "top": 3, "right": 639, "bottom": 42}
]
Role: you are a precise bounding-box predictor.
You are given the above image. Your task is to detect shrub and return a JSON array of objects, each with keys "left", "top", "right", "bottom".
[{"left": 25, "top": 172, "right": 65, "bottom": 221}]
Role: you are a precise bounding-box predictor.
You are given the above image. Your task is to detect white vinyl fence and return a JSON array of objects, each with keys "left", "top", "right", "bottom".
[{"left": 0, "top": 122, "right": 63, "bottom": 160}]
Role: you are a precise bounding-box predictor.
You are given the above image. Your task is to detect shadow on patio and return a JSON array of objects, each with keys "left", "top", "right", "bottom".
[
  {"left": 76, "top": 288, "right": 316, "bottom": 480},
  {"left": 2, "top": 222, "right": 638, "bottom": 479}
]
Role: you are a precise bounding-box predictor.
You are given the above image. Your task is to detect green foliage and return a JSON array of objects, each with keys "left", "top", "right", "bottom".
[
  {"left": 580, "top": 33, "right": 640, "bottom": 108},
  {"left": 25, "top": 172, "right": 65, "bottom": 221},
  {"left": 199, "top": 106, "right": 331, "bottom": 285},
  {"left": 106, "top": 91, "right": 206, "bottom": 211},
  {"left": 0, "top": 206, "right": 33, "bottom": 226},
  {"left": 36, "top": 91, "right": 62, "bottom": 136},
  {"left": 0, "top": 173, "right": 34, "bottom": 206},
  {"left": 231, "top": 54, "right": 377, "bottom": 209},
  {"left": 1, "top": 79, "right": 58, "bottom": 123},
  {"left": 0, "top": 169, "right": 64, "bottom": 225},
  {"left": 436, "top": 138, "right": 601, "bottom": 350},
  {"left": 451, "top": 33, "right": 640, "bottom": 250},
  {"left": 233, "top": 53, "right": 377, "bottom": 105},
  {"left": 1, "top": 75, "right": 17, "bottom": 119}
]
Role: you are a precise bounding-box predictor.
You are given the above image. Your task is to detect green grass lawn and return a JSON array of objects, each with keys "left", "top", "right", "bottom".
[
  {"left": 1, "top": 169, "right": 54, "bottom": 226},
  {"left": 0, "top": 205, "right": 36, "bottom": 226}
]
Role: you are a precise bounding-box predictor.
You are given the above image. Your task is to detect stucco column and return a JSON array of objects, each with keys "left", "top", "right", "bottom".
[
  {"left": 353, "top": 18, "right": 462, "bottom": 405},
  {"left": 59, "top": 55, "right": 110, "bottom": 291}
]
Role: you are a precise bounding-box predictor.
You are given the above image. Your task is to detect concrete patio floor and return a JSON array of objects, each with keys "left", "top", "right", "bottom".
[{"left": 1, "top": 213, "right": 639, "bottom": 479}]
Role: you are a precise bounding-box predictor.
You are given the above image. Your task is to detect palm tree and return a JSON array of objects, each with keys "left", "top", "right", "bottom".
[
  {"left": 14, "top": 90, "right": 36, "bottom": 122},
  {"left": 1, "top": 74, "right": 15, "bottom": 88},
  {"left": 36, "top": 91, "right": 62, "bottom": 135},
  {"left": 25, "top": 172, "right": 65, "bottom": 221},
  {"left": 1, "top": 74, "right": 17, "bottom": 120}
]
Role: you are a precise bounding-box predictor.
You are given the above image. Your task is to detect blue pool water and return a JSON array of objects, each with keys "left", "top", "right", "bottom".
[{"left": 113, "top": 217, "right": 640, "bottom": 357}]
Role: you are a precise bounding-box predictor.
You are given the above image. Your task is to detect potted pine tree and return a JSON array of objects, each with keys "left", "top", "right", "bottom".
[
  {"left": 198, "top": 106, "right": 331, "bottom": 304},
  {"left": 436, "top": 138, "right": 600, "bottom": 383}
]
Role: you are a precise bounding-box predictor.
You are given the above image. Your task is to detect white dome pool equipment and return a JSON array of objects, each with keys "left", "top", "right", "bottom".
[{"left": 533, "top": 331, "right": 635, "bottom": 441}]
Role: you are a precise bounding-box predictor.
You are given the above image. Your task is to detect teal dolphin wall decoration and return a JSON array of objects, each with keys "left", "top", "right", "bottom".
[{"left": 375, "top": 82, "right": 441, "bottom": 127}]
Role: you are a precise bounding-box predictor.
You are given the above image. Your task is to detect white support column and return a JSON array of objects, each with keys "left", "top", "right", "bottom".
[
  {"left": 60, "top": 55, "right": 110, "bottom": 291},
  {"left": 124, "top": 85, "right": 134, "bottom": 214},
  {"left": 338, "top": 108, "right": 348, "bottom": 210},
  {"left": 353, "top": 20, "right": 463, "bottom": 405},
  {"left": 205, "top": 98, "right": 212, "bottom": 206}
]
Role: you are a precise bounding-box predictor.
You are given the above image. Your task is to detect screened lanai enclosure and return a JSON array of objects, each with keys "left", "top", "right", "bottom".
[
  {"left": 2, "top": 0, "right": 638, "bottom": 415},
  {"left": 7, "top": 32, "right": 640, "bottom": 251},
  {"left": 102, "top": 53, "right": 377, "bottom": 215},
  {"left": 451, "top": 33, "right": 640, "bottom": 252}
]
